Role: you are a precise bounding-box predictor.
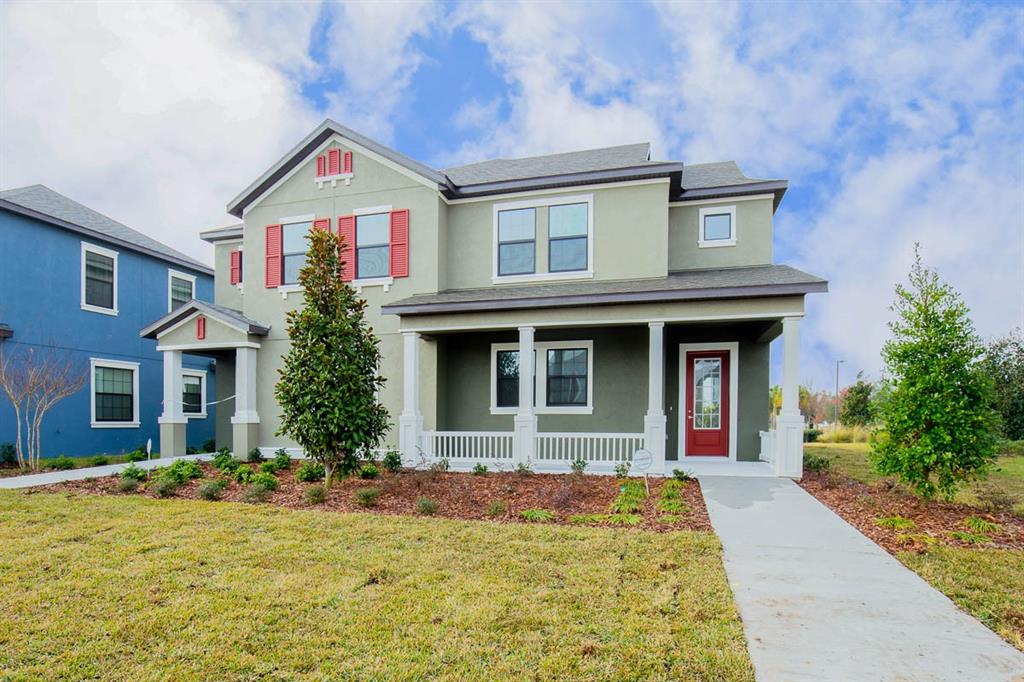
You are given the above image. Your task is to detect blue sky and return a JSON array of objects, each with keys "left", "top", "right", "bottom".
[{"left": 1, "top": 1, "right": 1021, "bottom": 390}]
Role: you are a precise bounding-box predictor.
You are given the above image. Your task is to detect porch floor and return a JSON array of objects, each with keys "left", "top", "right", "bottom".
[{"left": 668, "top": 458, "right": 775, "bottom": 477}]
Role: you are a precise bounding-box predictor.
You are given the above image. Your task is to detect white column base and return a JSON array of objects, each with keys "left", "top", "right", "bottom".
[
  {"left": 775, "top": 413, "right": 805, "bottom": 478},
  {"left": 399, "top": 414, "right": 423, "bottom": 463},
  {"left": 644, "top": 413, "right": 667, "bottom": 473},
  {"left": 513, "top": 414, "right": 537, "bottom": 467},
  {"left": 230, "top": 413, "right": 260, "bottom": 425}
]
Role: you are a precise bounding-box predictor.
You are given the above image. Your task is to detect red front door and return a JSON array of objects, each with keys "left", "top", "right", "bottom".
[{"left": 685, "top": 350, "right": 730, "bottom": 456}]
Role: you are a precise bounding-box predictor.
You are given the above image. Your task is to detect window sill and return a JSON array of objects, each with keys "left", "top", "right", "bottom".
[
  {"left": 697, "top": 239, "right": 737, "bottom": 249},
  {"left": 185, "top": 413, "right": 208, "bottom": 420},
  {"left": 278, "top": 284, "right": 303, "bottom": 299},
  {"left": 492, "top": 271, "right": 593, "bottom": 285},
  {"left": 91, "top": 421, "right": 140, "bottom": 429},
  {"left": 490, "top": 407, "right": 519, "bottom": 416},
  {"left": 81, "top": 303, "right": 118, "bottom": 316},
  {"left": 489, "top": 406, "right": 594, "bottom": 416},
  {"left": 353, "top": 276, "right": 394, "bottom": 293},
  {"left": 315, "top": 172, "right": 353, "bottom": 188}
]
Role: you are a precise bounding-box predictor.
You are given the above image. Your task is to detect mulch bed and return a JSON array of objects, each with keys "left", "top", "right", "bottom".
[
  {"left": 800, "top": 470, "right": 1024, "bottom": 553},
  {"left": 40, "top": 462, "right": 711, "bottom": 532}
]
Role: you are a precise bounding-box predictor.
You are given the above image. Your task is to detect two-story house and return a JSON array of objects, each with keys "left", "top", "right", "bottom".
[
  {"left": 141, "top": 120, "right": 826, "bottom": 476},
  {"left": 0, "top": 185, "right": 216, "bottom": 458}
]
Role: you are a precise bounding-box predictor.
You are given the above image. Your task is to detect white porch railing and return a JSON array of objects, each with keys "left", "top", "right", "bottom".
[
  {"left": 422, "top": 431, "right": 514, "bottom": 464},
  {"left": 536, "top": 432, "right": 644, "bottom": 466}
]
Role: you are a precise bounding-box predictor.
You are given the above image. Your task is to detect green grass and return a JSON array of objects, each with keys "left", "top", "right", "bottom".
[{"left": 0, "top": 492, "right": 753, "bottom": 681}]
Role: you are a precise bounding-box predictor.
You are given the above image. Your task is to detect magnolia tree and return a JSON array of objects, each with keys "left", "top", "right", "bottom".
[
  {"left": 275, "top": 228, "right": 389, "bottom": 487},
  {"left": 871, "top": 247, "right": 999, "bottom": 499},
  {"left": 0, "top": 343, "right": 87, "bottom": 469}
]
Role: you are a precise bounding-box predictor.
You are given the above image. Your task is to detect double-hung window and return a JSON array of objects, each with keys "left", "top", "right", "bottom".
[
  {"left": 698, "top": 205, "right": 737, "bottom": 247},
  {"left": 81, "top": 243, "right": 117, "bottom": 314},
  {"left": 497, "top": 208, "right": 536, "bottom": 276},
  {"left": 495, "top": 350, "right": 521, "bottom": 408},
  {"left": 546, "top": 348, "right": 588, "bottom": 406},
  {"left": 355, "top": 213, "right": 391, "bottom": 279},
  {"left": 490, "top": 341, "right": 593, "bottom": 414},
  {"left": 182, "top": 370, "right": 206, "bottom": 418},
  {"left": 548, "top": 203, "right": 588, "bottom": 272},
  {"left": 282, "top": 219, "right": 313, "bottom": 285},
  {"left": 168, "top": 270, "right": 196, "bottom": 312},
  {"left": 90, "top": 359, "right": 139, "bottom": 427}
]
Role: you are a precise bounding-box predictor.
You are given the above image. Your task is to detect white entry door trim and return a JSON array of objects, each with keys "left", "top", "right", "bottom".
[{"left": 678, "top": 342, "right": 739, "bottom": 461}]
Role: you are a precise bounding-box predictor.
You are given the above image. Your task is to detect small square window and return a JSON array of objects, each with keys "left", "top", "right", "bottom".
[{"left": 698, "top": 205, "right": 737, "bottom": 247}]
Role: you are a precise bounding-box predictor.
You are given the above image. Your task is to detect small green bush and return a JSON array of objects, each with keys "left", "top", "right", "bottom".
[
  {"left": 241, "top": 484, "right": 269, "bottom": 504},
  {"left": 186, "top": 447, "right": 199, "bottom": 455},
  {"left": 89, "top": 455, "right": 110, "bottom": 467},
  {"left": 273, "top": 449, "right": 291, "bottom": 470},
  {"left": 382, "top": 450, "right": 402, "bottom": 473},
  {"left": 672, "top": 469, "right": 694, "bottom": 482},
  {"left": 120, "top": 463, "right": 147, "bottom": 482},
  {"left": 431, "top": 458, "right": 450, "bottom": 473},
  {"left": 515, "top": 461, "right": 533, "bottom": 476},
  {"left": 570, "top": 459, "right": 587, "bottom": 475},
  {"left": 160, "top": 459, "right": 203, "bottom": 484},
  {"left": 521, "top": 508, "right": 555, "bottom": 522},
  {"left": 416, "top": 497, "right": 438, "bottom": 516},
  {"left": 152, "top": 477, "right": 179, "bottom": 498},
  {"left": 471, "top": 463, "right": 488, "bottom": 475},
  {"left": 963, "top": 516, "right": 1002, "bottom": 534},
  {"left": 295, "top": 461, "right": 325, "bottom": 483},
  {"left": 260, "top": 461, "right": 280, "bottom": 475},
  {"left": 234, "top": 465, "right": 255, "bottom": 484},
  {"left": 49, "top": 455, "right": 75, "bottom": 471},
  {"left": 485, "top": 501, "right": 507, "bottom": 517},
  {"left": 610, "top": 496, "right": 643, "bottom": 514},
  {"left": 1, "top": 442, "right": 17, "bottom": 466},
  {"left": 949, "top": 529, "right": 991, "bottom": 544},
  {"left": 201, "top": 439, "right": 217, "bottom": 453},
  {"left": 125, "top": 449, "right": 147, "bottom": 462},
  {"left": 247, "top": 448, "right": 264, "bottom": 463},
  {"left": 117, "top": 478, "right": 140, "bottom": 494},
  {"left": 875, "top": 515, "right": 915, "bottom": 530},
  {"left": 360, "top": 464, "right": 379, "bottom": 480},
  {"left": 251, "top": 472, "right": 279, "bottom": 491},
  {"left": 804, "top": 453, "right": 831, "bottom": 473},
  {"left": 613, "top": 462, "right": 630, "bottom": 478},
  {"left": 304, "top": 484, "right": 326, "bottom": 505},
  {"left": 656, "top": 498, "right": 690, "bottom": 514},
  {"left": 197, "top": 479, "right": 228, "bottom": 501},
  {"left": 660, "top": 479, "right": 683, "bottom": 498},
  {"left": 803, "top": 428, "right": 822, "bottom": 443},
  {"left": 354, "top": 487, "right": 381, "bottom": 508},
  {"left": 212, "top": 450, "right": 239, "bottom": 472}
]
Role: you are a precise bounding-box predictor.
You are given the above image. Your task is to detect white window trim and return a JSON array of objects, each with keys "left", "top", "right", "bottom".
[
  {"left": 167, "top": 269, "right": 197, "bottom": 313},
  {"left": 353, "top": 276, "right": 394, "bottom": 293},
  {"left": 489, "top": 340, "right": 594, "bottom": 415},
  {"left": 492, "top": 193, "right": 594, "bottom": 284},
  {"left": 80, "top": 242, "right": 119, "bottom": 316},
  {"left": 698, "top": 205, "right": 737, "bottom": 248},
  {"left": 353, "top": 208, "right": 393, "bottom": 283},
  {"left": 181, "top": 368, "right": 208, "bottom": 419},
  {"left": 90, "top": 358, "right": 140, "bottom": 428},
  {"left": 677, "top": 342, "right": 738, "bottom": 461},
  {"left": 279, "top": 215, "right": 316, "bottom": 288}
]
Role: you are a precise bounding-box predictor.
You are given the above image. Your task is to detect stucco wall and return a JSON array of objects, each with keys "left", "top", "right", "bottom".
[
  {"left": 213, "top": 241, "right": 244, "bottom": 311},
  {"left": 668, "top": 197, "right": 773, "bottom": 271}
]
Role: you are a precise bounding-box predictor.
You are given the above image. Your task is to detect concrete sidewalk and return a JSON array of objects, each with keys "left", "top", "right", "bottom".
[
  {"left": 0, "top": 453, "right": 214, "bottom": 489},
  {"left": 700, "top": 476, "right": 1024, "bottom": 682}
]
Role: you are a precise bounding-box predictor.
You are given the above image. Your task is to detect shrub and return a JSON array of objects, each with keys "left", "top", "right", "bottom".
[
  {"left": 949, "top": 530, "right": 991, "bottom": 545},
  {"left": 273, "top": 449, "right": 292, "bottom": 470},
  {"left": 360, "top": 464, "right": 379, "bottom": 480},
  {"left": 521, "top": 508, "right": 555, "bottom": 522},
  {"left": 803, "top": 428, "right": 822, "bottom": 443},
  {"left": 247, "top": 448, "right": 264, "bottom": 463},
  {"left": 568, "top": 513, "right": 606, "bottom": 525},
  {"left": 88, "top": 455, "right": 110, "bottom": 467},
  {"left": 125, "top": 449, "right": 147, "bottom": 462},
  {"left": 485, "top": 501, "right": 507, "bottom": 517},
  {"left": 354, "top": 487, "right": 381, "bottom": 508},
  {"left": 672, "top": 469, "right": 694, "bottom": 482},
  {"left": 161, "top": 459, "right": 203, "bottom": 484},
  {"left": 117, "top": 478, "right": 140, "bottom": 494},
  {"left": 803, "top": 453, "right": 831, "bottom": 473},
  {"left": 613, "top": 462, "right": 630, "bottom": 478},
  {"left": 295, "top": 461, "right": 325, "bottom": 483},
  {"left": 201, "top": 439, "right": 217, "bottom": 453},
  {"left": 382, "top": 450, "right": 402, "bottom": 473},
  {"left": 241, "top": 484, "right": 270, "bottom": 504},
  {"left": 820, "top": 425, "right": 871, "bottom": 443},
  {"left": 304, "top": 484, "right": 326, "bottom": 505},
  {"left": 660, "top": 479, "right": 683, "bottom": 498},
  {"left": 252, "top": 472, "right": 279, "bottom": 492},
  {"left": 963, "top": 516, "right": 1002, "bottom": 534},
  {"left": 471, "top": 463, "right": 488, "bottom": 475},
  {"left": 234, "top": 465, "right": 255, "bottom": 484},
  {"left": 606, "top": 513, "right": 642, "bottom": 526},
  {"left": 120, "top": 463, "right": 147, "bottom": 482},
  {"left": 875, "top": 515, "right": 915, "bottom": 530},
  {"left": 197, "top": 479, "right": 228, "bottom": 501},
  {"left": 152, "top": 477, "right": 179, "bottom": 498},
  {"left": 610, "top": 496, "right": 643, "bottom": 514},
  {"left": 515, "top": 461, "right": 533, "bottom": 476},
  {"left": 260, "top": 461, "right": 280, "bottom": 475},
  {"left": 570, "top": 459, "right": 587, "bottom": 475},
  {"left": 656, "top": 498, "right": 690, "bottom": 514},
  {"left": 416, "top": 497, "right": 438, "bottom": 516},
  {"left": 186, "top": 447, "right": 199, "bottom": 455},
  {"left": 430, "top": 458, "right": 450, "bottom": 473},
  {"left": 49, "top": 455, "right": 75, "bottom": 470},
  {"left": 1, "top": 442, "right": 16, "bottom": 466},
  {"left": 212, "top": 450, "right": 239, "bottom": 472}
]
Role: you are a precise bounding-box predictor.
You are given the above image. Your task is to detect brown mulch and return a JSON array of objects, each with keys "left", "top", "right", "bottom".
[
  {"left": 42, "top": 462, "right": 711, "bottom": 532},
  {"left": 799, "top": 470, "right": 1024, "bottom": 553}
]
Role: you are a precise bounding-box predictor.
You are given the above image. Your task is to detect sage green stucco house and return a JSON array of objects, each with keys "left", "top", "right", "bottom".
[{"left": 141, "top": 120, "right": 826, "bottom": 477}]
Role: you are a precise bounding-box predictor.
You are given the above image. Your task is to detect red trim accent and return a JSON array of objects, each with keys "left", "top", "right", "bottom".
[
  {"left": 343, "top": 150, "right": 353, "bottom": 174},
  {"left": 229, "top": 250, "right": 242, "bottom": 285},
  {"left": 338, "top": 215, "right": 356, "bottom": 282},
  {"left": 196, "top": 316, "right": 206, "bottom": 340},
  {"left": 316, "top": 154, "right": 326, "bottom": 178},
  {"left": 389, "top": 209, "right": 409, "bottom": 278},
  {"left": 684, "top": 350, "right": 730, "bottom": 456},
  {"left": 265, "top": 224, "right": 282, "bottom": 288},
  {"left": 327, "top": 148, "right": 341, "bottom": 176}
]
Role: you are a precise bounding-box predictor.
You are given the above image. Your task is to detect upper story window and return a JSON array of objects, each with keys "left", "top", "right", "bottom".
[
  {"left": 497, "top": 208, "right": 536, "bottom": 276},
  {"left": 168, "top": 270, "right": 196, "bottom": 312},
  {"left": 81, "top": 242, "right": 118, "bottom": 315},
  {"left": 355, "top": 213, "right": 391, "bottom": 279},
  {"left": 492, "top": 194, "right": 593, "bottom": 283},
  {"left": 698, "top": 205, "right": 737, "bottom": 248},
  {"left": 281, "top": 219, "right": 313, "bottom": 285}
]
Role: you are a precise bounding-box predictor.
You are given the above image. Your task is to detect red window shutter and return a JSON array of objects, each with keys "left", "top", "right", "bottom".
[
  {"left": 328, "top": 149, "right": 341, "bottom": 176},
  {"left": 196, "top": 316, "right": 206, "bottom": 340},
  {"left": 316, "top": 154, "right": 326, "bottom": 177},
  {"left": 265, "top": 224, "right": 282, "bottom": 288},
  {"left": 338, "top": 215, "right": 356, "bottom": 282},
  {"left": 343, "top": 151, "right": 353, "bottom": 174},
  {"left": 229, "top": 250, "right": 242, "bottom": 285},
  {"left": 313, "top": 218, "right": 331, "bottom": 233},
  {"left": 389, "top": 209, "right": 409, "bottom": 278}
]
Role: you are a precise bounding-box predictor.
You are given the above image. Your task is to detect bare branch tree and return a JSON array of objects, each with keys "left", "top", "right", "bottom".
[{"left": 0, "top": 343, "right": 87, "bottom": 470}]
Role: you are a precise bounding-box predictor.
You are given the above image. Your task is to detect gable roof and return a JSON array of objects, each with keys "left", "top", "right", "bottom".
[
  {"left": 0, "top": 185, "right": 213, "bottom": 275},
  {"left": 140, "top": 299, "right": 269, "bottom": 339}
]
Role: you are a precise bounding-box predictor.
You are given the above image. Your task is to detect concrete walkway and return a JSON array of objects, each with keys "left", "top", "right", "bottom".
[
  {"left": 0, "top": 453, "right": 214, "bottom": 489},
  {"left": 700, "top": 476, "right": 1024, "bottom": 682}
]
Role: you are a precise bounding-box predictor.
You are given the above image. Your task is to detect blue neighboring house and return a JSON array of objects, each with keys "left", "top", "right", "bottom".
[{"left": 0, "top": 185, "right": 216, "bottom": 458}]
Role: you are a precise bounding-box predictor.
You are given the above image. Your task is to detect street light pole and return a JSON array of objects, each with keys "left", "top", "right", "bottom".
[{"left": 834, "top": 359, "right": 845, "bottom": 428}]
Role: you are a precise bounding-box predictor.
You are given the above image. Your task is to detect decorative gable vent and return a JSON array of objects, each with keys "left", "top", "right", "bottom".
[{"left": 315, "top": 147, "right": 354, "bottom": 189}]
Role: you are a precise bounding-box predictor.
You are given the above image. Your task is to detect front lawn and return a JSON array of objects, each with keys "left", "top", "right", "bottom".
[{"left": 0, "top": 492, "right": 753, "bottom": 681}]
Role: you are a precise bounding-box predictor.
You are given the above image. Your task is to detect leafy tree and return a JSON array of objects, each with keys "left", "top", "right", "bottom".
[
  {"left": 871, "top": 247, "right": 1000, "bottom": 499},
  {"left": 275, "top": 228, "right": 389, "bottom": 487},
  {"left": 978, "top": 328, "right": 1024, "bottom": 440},
  {"left": 840, "top": 375, "right": 875, "bottom": 426}
]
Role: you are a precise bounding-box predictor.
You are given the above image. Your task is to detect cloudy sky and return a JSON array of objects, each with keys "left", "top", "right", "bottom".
[{"left": 1, "top": 1, "right": 1021, "bottom": 390}]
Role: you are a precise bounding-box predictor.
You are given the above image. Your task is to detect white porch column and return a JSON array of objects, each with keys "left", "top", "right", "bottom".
[
  {"left": 158, "top": 350, "right": 187, "bottom": 457},
  {"left": 513, "top": 326, "right": 537, "bottom": 466},
  {"left": 775, "top": 316, "right": 805, "bottom": 478},
  {"left": 643, "top": 322, "right": 667, "bottom": 473},
  {"left": 399, "top": 332, "right": 423, "bottom": 462},
  {"left": 230, "top": 346, "right": 260, "bottom": 458}
]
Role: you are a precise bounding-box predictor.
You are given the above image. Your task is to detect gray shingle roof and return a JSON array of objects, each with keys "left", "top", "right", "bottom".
[
  {"left": 382, "top": 265, "right": 828, "bottom": 316},
  {"left": 140, "top": 299, "right": 269, "bottom": 339},
  {"left": 444, "top": 143, "right": 655, "bottom": 186},
  {"left": 681, "top": 161, "right": 778, "bottom": 189},
  {"left": 0, "top": 185, "right": 212, "bottom": 275},
  {"left": 199, "top": 223, "right": 244, "bottom": 242}
]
